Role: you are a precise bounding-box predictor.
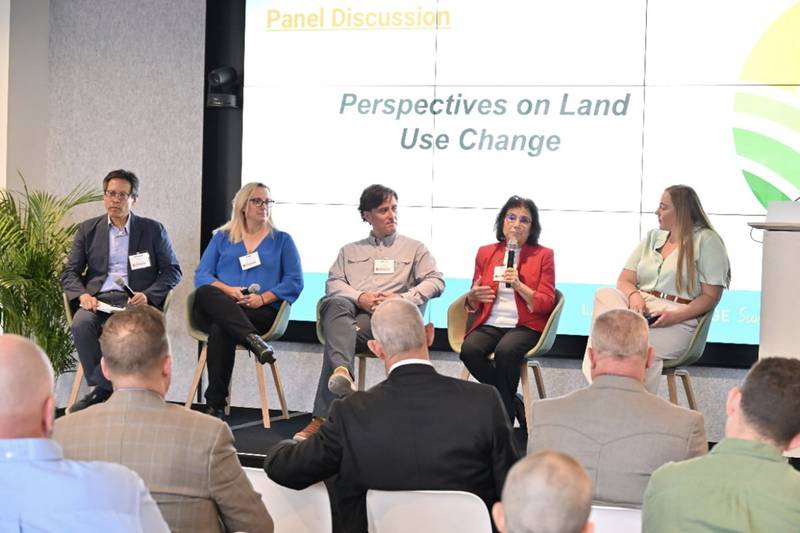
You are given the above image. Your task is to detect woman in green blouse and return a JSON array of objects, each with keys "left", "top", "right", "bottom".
[{"left": 582, "top": 185, "right": 731, "bottom": 392}]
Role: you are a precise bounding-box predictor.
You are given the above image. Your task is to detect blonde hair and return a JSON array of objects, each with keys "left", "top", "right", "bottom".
[
  {"left": 591, "top": 309, "right": 649, "bottom": 360},
  {"left": 665, "top": 184, "right": 729, "bottom": 294},
  {"left": 216, "top": 182, "right": 273, "bottom": 243}
]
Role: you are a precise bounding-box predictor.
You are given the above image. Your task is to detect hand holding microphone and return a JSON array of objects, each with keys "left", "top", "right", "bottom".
[
  {"left": 505, "top": 238, "right": 520, "bottom": 289},
  {"left": 114, "top": 277, "right": 147, "bottom": 306},
  {"left": 239, "top": 283, "right": 262, "bottom": 308}
]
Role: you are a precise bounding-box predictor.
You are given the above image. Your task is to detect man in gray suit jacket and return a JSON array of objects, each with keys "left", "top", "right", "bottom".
[
  {"left": 528, "top": 309, "right": 707, "bottom": 507},
  {"left": 54, "top": 305, "right": 272, "bottom": 533}
]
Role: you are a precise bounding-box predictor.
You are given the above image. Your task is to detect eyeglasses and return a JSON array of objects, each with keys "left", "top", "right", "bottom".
[
  {"left": 248, "top": 198, "right": 275, "bottom": 208},
  {"left": 505, "top": 213, "right": 532, "bottom": 225},
  {"left": 104, "top": 190, "right": 132, "bottom": 201}
]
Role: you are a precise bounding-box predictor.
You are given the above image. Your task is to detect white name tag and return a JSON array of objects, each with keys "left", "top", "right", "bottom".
[
  {"left": 239, "top": 251, "right": 261, "bottom": 271},
  {"left": 493, "top": 265, "right": 508, "bottom": 282},
  {"left": 129, "top": 252, "right": 151, "bottom": 270},
  {"left": 374, "top": 259, "right": 395, "bottom": 274}
]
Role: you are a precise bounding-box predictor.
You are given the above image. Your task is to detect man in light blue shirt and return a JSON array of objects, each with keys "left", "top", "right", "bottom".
[{"left": 0, "top": 334, "right": 168, "bottom": 532}]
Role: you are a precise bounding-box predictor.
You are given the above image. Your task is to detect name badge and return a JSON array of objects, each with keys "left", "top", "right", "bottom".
[
  {"left": 493, "top": 265, "right": 508, "bottom": 282},
  {"left": 239, "top": 251, "right": 261, "bottom": 271},
  {"left": 374, "top": 259, "right": 395, "bottom": 274},
  {"left": 129, "top": 252, "right": 151, "bottom": 270}
]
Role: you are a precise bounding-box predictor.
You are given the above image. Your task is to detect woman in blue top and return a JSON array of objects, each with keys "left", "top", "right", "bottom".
[{"left": 193, "top": 182, "right": 303, "bottom": 417}]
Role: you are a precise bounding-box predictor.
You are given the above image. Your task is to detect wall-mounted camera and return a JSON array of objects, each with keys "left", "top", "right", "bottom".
[{"left": 207, "top": 66, "right": 240, "bottom": 108}]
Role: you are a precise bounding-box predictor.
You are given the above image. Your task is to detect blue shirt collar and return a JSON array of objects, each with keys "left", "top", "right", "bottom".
[{"left": 0, "top": 438, "right": 63, "bottom": 462}]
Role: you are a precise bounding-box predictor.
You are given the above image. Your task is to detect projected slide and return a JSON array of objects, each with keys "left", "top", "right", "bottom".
[{"left": 242, "top": 0, "right": 800, "bottom": 344}]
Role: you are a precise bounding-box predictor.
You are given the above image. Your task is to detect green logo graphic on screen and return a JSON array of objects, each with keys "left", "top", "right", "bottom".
[{"left": 733, "top": 3, "right": 800, "bottom": 209}]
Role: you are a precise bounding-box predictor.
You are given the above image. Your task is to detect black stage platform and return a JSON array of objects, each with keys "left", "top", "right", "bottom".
[{"left": 183, "top": 404, "right": 530, "bottom": 469}]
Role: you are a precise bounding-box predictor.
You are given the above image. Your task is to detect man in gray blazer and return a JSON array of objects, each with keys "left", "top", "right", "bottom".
[
  {"left": 54, "top": 305, "right": 272, "bottom": 533},
  {"left": 528, "top": 309, "right": 707, "bottom": 507}
]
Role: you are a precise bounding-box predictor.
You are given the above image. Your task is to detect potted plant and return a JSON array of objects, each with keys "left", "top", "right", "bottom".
[{"left": 0, "top": 179, "right": 102, "bottom": 375}]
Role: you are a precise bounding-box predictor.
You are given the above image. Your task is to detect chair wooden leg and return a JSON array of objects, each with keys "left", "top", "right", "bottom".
[
  {"left": 67, "top": 363, "right": 85, "bottom": 410},
  {"left": 531, "top": 361, "right": 547, "bottom": 399},
  {"left": 270, "top": 362, "right": 290, "bottom": 420},
  {"left": 665, "top": 369, "right": 678, "bottom": 405},
  {"left": 185, "top": 345, "right": 208, "bottom": 409},
  {"left": 255, "top": 358, "right": 271, "bottom": 429},
  {"left": 677, "top": 369, "right": 697, "bottom": 410},
  {"left": 357, "top": 356, "right": 367, "bottom": 391},
  {"left": 519, "top": 361, "right": 533, "bottom": 430},
  {"left": 460, "top": 366, "right": 470, "bottom": 381}
]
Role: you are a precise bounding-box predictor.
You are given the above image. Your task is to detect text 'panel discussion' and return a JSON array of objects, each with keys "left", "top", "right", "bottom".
[{"left": 1, "top": 1, "right": 799, "bottom": 532}]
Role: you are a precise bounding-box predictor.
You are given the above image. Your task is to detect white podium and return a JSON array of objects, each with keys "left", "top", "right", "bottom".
[
  {"left": 749, "top": 202, "right": 800, "bottom": 360},
  {"left": 749, "top": 201, "right": 800, "bottom": 459}
]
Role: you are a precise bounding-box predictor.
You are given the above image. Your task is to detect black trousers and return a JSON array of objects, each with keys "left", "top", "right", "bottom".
[
  {"left": 460, "top": 325, "right": 541, "bottom": 422},
  {"left": 192, "top": 284, "right": 278, "bottom": 408}
]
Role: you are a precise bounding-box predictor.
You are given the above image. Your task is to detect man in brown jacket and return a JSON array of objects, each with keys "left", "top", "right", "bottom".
[{"left": 54, "top": 305, "right": 273, "bottom": 533}]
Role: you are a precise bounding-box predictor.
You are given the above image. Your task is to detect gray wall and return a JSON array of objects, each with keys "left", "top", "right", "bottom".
[
  {"left": 44, "top": 0, "right": 205, "bottom": 400},
  {"left": 5, "top": 0, "right": 48, "bottom": 190}
]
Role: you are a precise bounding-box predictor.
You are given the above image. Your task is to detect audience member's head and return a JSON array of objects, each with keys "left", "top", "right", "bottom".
[
  {"left": 99, "top": 305, "right": 172, "bottom": 395},
  {"left": 726, "top": 357, "right": 800, "bottom": 451},
  {"left": 493, "top": 450, "right": 593, "bottom": 533},
  {"left": 0, "top": 335, "right": 55, "bottom": 439},
  {"left": 587, "top": 309, "right": 654, "bottom": 382},
  {"left": 368, "top": 299, "right": 434, "bottom": 371}
]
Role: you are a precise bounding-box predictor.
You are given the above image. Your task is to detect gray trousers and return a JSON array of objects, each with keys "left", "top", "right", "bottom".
[
  {"left": 70, "top": 291, "right": 130, "bottom": 392},
  {"left": 312, "top": 296, "right": 373, "bottom": 418}
]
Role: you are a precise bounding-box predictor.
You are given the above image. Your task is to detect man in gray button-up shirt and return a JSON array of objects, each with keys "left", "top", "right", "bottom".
[{"left": 295, "top": 184, "right": 444, "bottom": 440}]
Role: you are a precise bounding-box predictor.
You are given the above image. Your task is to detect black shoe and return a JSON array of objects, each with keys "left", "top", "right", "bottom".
[
  {"left": 69, "top": 387, "right": 112, "bottom": 414},
  {"left": 245, "top": 333, "right": 275, "bottom": 365},
  {"left": 203, "top": 404, "right": 225, "bottom": 420},
  {"left": 514, "top": 393, "right": 527, "bottom": 433}
]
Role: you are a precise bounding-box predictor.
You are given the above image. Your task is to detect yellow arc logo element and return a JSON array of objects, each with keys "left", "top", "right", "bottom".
[{"left": 734, "top": 3, "right": 800, "bottom": 209}]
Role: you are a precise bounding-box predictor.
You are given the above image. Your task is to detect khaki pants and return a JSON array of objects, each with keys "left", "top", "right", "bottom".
[{"left": 581, "top": 288, "right": 698, "bottom": 393}]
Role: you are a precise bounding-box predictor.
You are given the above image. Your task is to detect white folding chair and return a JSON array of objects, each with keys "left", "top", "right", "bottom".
[
  {"left": 367, "top": 489, "right": 492, "bottom": 533},
  {"left": 589, "top": 504, "right": 642, "bottom": 533},
  {"left": 243, "top": 467, "right": 332, "bottom": 533}
]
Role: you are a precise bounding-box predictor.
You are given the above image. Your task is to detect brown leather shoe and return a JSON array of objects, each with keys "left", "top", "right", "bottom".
[
  {"left": 293, "top": 417, "right": 324, "bottom": 441},
  {"left": 327, "top": 366, "right": 356, "bottom": 397}
]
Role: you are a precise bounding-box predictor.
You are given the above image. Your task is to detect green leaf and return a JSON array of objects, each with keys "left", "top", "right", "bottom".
[{"left": 0, "top": 175, "right": 103, "bottom": 375}]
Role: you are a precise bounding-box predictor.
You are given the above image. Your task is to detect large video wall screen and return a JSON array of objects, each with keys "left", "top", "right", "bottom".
[{"left": 242, "top": 0, "right": 800, "bottom": 344}]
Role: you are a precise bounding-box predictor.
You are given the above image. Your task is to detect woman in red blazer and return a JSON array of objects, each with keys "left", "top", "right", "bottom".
[{"left": 462, "top": 195, "right": 556, "bottom": 425}]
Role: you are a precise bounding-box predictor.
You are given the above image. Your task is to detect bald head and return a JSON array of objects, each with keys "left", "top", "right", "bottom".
[
  {"left": 588, "top": 309, "right": 652, "bottom": 382},
  {"left": 0, "top": 334, "right": 55, "bottom": 438},
  {"left": 370, "top": 299, "right": 428, "bottom": 359},
  {"left": 496, "top": 451, "right": 592, "bottom": 533}
]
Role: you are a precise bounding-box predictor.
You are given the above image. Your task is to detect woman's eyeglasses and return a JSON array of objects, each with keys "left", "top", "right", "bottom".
[
  {"left": 505, "top": 213, "right": 532, "bottom": 225},
  {"left": 249, "top": 198, "right": 275, "bottom": 208}
]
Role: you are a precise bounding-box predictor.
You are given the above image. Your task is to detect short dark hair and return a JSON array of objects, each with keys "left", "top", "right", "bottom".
[
  {"left": 100, "top": 305, "right": 169, "bottom": 376},
  {"left": 103, "top": 169, "right": 140, "bottom": 198},
  {"left": 494, "top": 195, "right": 541, "bottom": 246},
  {"left": 359, "top": 184, "right": 397, "bottom": 221},
  {"left": 740, "top": 357, "right": 800, "bottom": 447}
]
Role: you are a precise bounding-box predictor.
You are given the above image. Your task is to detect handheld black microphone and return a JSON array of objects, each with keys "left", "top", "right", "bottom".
[
  {"left": 114, "top": 277, "right": 135, "bottom": 298},
  {"left": 241, "top": 283, "right": 261, "bottom": 295},
  {"left": 506, "top": 238, "right": 519, "bottom": 288}
]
